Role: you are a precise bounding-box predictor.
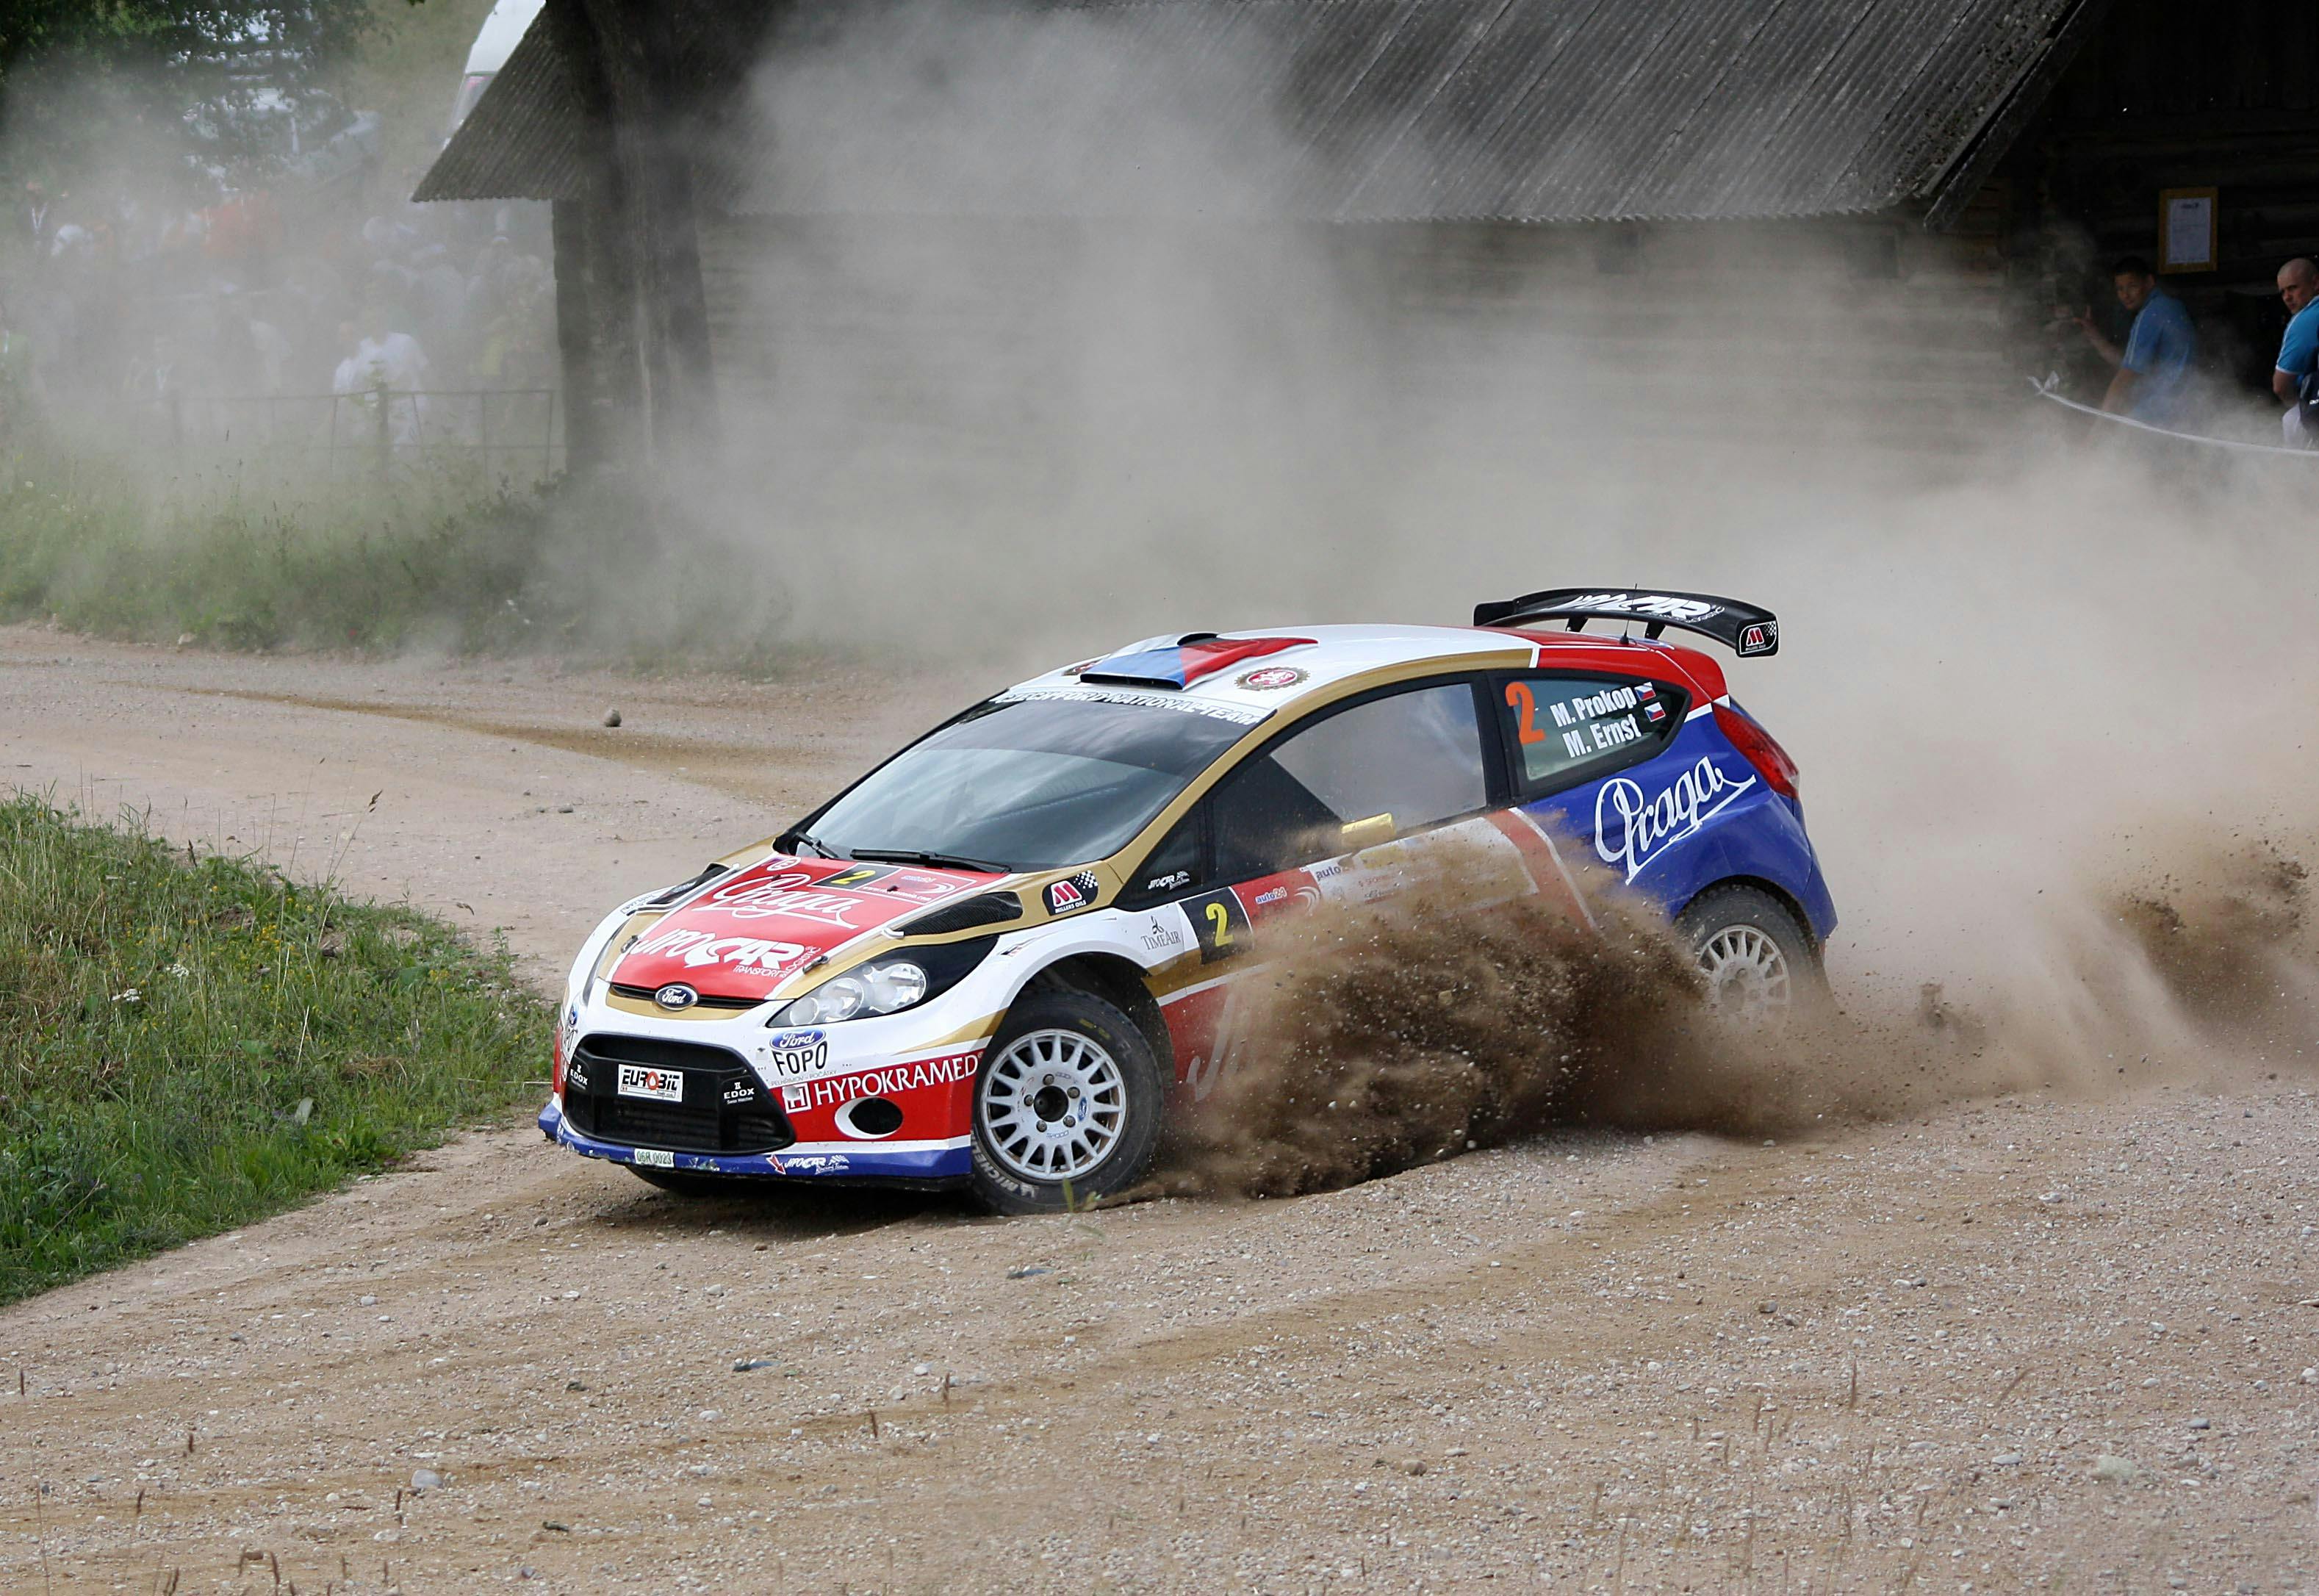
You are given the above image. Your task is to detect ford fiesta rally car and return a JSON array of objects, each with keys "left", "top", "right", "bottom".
[{"left": 543, "top": 589, "right": 1836, "bottom": 1213}]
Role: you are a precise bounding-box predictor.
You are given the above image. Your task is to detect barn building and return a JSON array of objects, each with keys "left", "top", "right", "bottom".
[{"left": 417, "top": 0, "right": 2316, "bottom": 475}]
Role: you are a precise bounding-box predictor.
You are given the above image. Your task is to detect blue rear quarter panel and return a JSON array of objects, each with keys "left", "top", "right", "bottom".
[{"left": 1523, "top": 707, "right": 1836, "bottom": 943}]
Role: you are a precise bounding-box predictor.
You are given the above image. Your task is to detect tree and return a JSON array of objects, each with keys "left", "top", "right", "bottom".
[{"left": 0, "top": 1, "right": 393, "bottom": 198}]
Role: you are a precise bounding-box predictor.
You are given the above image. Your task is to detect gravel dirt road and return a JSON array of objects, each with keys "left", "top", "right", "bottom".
[{"left": 1, "top": 627, "right": 2315, "bottom": 1595}]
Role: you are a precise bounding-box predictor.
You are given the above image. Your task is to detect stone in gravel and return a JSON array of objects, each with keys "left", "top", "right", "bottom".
[
  {"left": 359, "top": 1295, "right": 377, "bottom": 1306},
  {"left": 733, "top": 1359, "right": 779, "bottom": 1373},
  {"left": 603, "top": 709, "right": 622, "bottom": 727},
  {"left": 410, "top": 1468, "right": 442, "bottom": 1491},
  {"left": 913, "top": 1363, "right": 932, "bottom": 1376},
  {"left": 2091, "top": 1455, "right": 2139, "bottom": 1484},
  {"left": 2187, "top": 1417, "right": 2211, "bottom": 1430},
  {"left": 1993, "top": 1452, "right": 2024, "bottom": 1466},
  {"left": 1007, "top": 1266, "right": 1051, "bottom": 1279},
  {"left": 1404, "top": 1460, "right": 1427, "bottom": 1475}
]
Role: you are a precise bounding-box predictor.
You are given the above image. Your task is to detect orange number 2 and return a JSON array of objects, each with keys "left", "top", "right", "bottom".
[{"left": 1506, "top": 681, "right": 1545, "bottom": 745}]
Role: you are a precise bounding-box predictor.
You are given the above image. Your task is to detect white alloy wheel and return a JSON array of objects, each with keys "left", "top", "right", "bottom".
[
  {"left": 1696, "top": 924, "right": 1792, "bottom": 1021},
  {"left": 977, "top": 1027, "right": 1129, "bottom": 1183}
]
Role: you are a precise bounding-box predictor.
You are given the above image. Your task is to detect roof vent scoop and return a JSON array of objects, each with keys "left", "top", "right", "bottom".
[{"left": 1077, "top": 633, "right": 1316, "bottom": 689}]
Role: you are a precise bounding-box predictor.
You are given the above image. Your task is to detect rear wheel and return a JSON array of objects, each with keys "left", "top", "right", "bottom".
[
  {"left": 970, "top": 987, "right": 1163, "bottom": 1215},
  {"left": 1678, "top": 884, "right": 1822, "bottom": 1021}
]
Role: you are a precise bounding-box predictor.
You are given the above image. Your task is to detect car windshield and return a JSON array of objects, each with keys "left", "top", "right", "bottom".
[{"left": 801, "top": 693, "right": 1260, "bottom": 872}]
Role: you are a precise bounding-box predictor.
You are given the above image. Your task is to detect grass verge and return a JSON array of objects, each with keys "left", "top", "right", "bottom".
[
  {"left": 0, "top": 444, "right": 802, "bottom": 671},
  {"left": 0, "top": 793, "right": 548, "bottom": 1306}
]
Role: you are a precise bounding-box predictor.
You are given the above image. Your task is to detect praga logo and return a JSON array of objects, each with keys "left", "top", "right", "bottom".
[
  {"left": 707, "top": 885, "right": 866, "bottom": 927},
  {"left": 1593, "top": 756, "right": 1755, "bottom": 882}
]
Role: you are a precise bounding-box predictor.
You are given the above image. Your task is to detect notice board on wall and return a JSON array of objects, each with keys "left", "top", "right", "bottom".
[{"left": 2160, "top": 187, "right": 2219, "bottom": 273}]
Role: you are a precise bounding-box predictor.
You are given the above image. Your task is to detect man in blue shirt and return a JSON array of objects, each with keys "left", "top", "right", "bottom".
[
  {"left": 2074, "top": 256, "right": 2196, "bottom": 426},
  {"left": 2271, "top": 257, "right": 2319, "bottom": 444}
]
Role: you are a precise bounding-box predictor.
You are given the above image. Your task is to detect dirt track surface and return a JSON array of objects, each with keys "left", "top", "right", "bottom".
[{"left": 2, "top": 627, "right": 2317, "bottom": 1594}]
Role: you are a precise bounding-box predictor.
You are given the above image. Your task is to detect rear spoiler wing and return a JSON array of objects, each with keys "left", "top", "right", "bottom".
[{"left": 1474, "top": 589, "right": 1779, "bottom": 658}]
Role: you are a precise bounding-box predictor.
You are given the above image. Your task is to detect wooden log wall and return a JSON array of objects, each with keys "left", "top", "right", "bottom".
[
  {"left": 694, "top": 206, "right": 2024, "bottom": 508},
  {"left": 2029, "top": 0, "right": 2319, "bottom": 387}
]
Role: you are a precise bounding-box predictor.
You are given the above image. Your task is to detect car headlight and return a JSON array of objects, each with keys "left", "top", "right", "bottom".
[{"left": 767, "top": 938, "right": 996, "bottom": 1028}]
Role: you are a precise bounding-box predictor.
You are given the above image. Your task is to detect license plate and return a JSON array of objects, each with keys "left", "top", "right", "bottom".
[
  {"left": 616, "top": 1063, "right": 684, "bottom": 1102},
  {"left": 763, "top": 1040, "right": 827, "bottom": 1080}
]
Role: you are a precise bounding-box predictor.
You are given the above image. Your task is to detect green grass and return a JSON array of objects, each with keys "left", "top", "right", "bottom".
[
  {"left": 0, "top": 793, "right": 549, "bottom": 1306},
  {"left": 0, "top": 445, "right": 802, "bottom": 670}
]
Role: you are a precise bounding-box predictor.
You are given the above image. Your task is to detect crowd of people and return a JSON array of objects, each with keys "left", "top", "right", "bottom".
[
  {"left": 2066, "top": 251, "right": 2319, "bottom": 449},
  {"left": 0, "top": 177, "right": 556, "bottom": 451}
]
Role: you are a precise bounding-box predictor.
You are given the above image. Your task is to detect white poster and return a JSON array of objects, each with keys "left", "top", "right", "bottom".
[{"left": 2163, "top": 195, "right": 2214, "bottom": 270}]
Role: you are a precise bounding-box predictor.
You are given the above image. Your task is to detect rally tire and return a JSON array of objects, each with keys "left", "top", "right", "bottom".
[
  {"left": 628, "top": 1165, "right": 747, "bottom": 1198},
  {"left": 1677, "top": 884, "right": 1823, "bottom": 1022},
  {"left": 969, "top": 987, "right": 1163, "bottom": 1215}
]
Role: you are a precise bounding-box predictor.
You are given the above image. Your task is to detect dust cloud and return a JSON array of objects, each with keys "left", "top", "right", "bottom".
[
  {"left": 18, "top": 0, "right": 2319, "bottom": 1164},
  {"left": 1176, "top": 830, "right": 2319, "bottom": 1198},
  {"left": 711, "top": 1, "right": 2319, "bottom": 1173}
]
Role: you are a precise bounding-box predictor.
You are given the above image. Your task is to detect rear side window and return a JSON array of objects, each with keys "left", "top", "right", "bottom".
[
  {"left": 1212, "top": 682, "right": 1487, "bottom": 880},
  {"left": 1498, "top": 674, "right": 1687, "bottom": 794}
]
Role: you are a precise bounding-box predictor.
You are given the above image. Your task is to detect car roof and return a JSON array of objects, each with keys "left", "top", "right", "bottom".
[{"left": 1004, "top": 623, "right": 1727, "bottom": 719}]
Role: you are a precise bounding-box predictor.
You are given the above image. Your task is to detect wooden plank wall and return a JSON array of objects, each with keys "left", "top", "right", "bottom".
[
  {"left": 2031, "top": 0, "right": 2319, "bottom": 387},
  {"left": 696, "top": 206, "right": 2024, "bottom": 504}
]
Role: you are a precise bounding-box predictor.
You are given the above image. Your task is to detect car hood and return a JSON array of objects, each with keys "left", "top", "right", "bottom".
[{"left": 608, "top": 855, "right": 1005, "bottom": 1001}]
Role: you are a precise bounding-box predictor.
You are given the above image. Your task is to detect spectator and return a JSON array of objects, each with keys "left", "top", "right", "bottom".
[
  {"left": 0, "top": 287, "right": 40, "bottom": 434},
  {"left": 332, "top": 301, "right": 430, "bottom": 446},
  {"left": 210, "top": 290, "right": 292, "bottom": 395},
  {"left": 21, "top": 180, "right": 55, "bottom": 264},
  {"left": 2071, "top": 256, "right": 2196, "bottom": 425},
  {"left": 2273, "top": 257, "right": 2319, "bottom": 445}
]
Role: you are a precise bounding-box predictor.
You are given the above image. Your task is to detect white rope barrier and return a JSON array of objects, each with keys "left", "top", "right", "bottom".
[{"left": 2027, "top": 375, "right": 2319, "bottom": 459}]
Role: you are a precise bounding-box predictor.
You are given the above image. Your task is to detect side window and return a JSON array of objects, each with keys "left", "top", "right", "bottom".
[
  {"left": 1498, "top": 674, "right": 1688, "bottom": 794},
  {"left": 1212, "top": 682, "right": 1487, "bottom": 880}
]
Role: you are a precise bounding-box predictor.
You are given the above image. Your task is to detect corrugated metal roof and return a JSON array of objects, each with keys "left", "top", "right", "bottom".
[
  {"left": 419, "top": 0, "right": 2089, "bottom": 223},
  {"left": 413, "top": 14, "right": 579, "bottom": 204}
]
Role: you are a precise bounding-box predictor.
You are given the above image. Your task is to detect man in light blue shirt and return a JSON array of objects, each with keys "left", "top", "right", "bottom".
[
  {"left": 2272, "top": 257, "right": 2319, "bottom": 444},
  {"left": 2074, "top": 256, "right": 2196, "bottom": 426}
]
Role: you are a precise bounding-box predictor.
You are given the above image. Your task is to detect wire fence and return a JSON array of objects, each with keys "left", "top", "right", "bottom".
[
  {"left": 2029, "top": 375, "right": 2319, "bottom": 459},
  {"left": 81, "top": 387, "right": 564, "bottom": 483}
]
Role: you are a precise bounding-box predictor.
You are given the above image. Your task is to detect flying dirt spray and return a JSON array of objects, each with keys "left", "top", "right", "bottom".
[
  {"left": 708, "top": 1, "right": 2319, "bottom": 1187},
  {"left": 1173, "top": 827, "right": 2319, "bottom": 1198}
]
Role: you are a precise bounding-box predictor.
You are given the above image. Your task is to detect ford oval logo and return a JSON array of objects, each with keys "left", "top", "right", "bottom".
[{"left": 654, "top": 983, "right": 700, "bottom": 1011}]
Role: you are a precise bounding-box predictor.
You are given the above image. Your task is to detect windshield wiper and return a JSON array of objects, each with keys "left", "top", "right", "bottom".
[
  {"left": 781, "top": 831, "right": 838, "bottom": 859},
  {"left": 846, "top": 846, "right": 1010, "bottom": 874}
]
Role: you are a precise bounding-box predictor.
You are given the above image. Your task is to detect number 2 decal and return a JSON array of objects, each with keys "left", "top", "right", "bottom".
[
  {"left": 1506, "top": 681, "right": 1545, "bottom": 744},
  {"left": 1185, "top": 889, "right": 1251, "bottom": 963}
]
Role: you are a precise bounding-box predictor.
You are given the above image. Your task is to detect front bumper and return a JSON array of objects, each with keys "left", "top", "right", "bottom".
[
  {"left": 544, "top": 987, "right": 994, "bottom": 1185},
  {"left": 539, "top": 1098, "right": 972, "bottom": 1184}
]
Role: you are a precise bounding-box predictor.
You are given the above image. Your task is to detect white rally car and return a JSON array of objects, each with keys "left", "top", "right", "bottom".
[{"left": 542, "top": 600, "right": 1833, "bottom": 1212}]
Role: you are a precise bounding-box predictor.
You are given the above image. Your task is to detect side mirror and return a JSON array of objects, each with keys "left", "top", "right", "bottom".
[{"left": 1338, "top": 813, "right": 1396, "bottom": 851}]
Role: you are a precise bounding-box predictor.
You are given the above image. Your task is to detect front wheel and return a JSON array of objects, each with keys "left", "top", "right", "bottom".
[
  {"left": 1677, "top": 884, "right": 1822, "bottom": 1022},
  {"left": 970, "top": 987, "right": 1163, "bottom": 1215}
]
